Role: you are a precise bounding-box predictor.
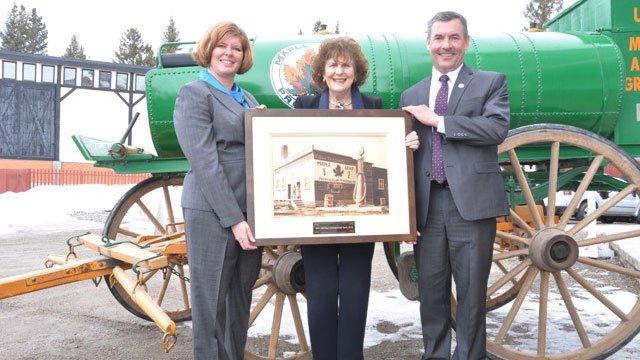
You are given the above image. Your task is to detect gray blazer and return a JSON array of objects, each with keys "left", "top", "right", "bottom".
[
  {"left": 401, "top": 65, "right": 510, "bottom": 226},
  {"left": 173, "top": 79, "right": 258, "bottom": 228}
]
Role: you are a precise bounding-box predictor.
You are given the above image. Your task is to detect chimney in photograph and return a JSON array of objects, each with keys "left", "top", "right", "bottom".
[{"left": 281, "top": 145, "right": 288, "bottom": 159}]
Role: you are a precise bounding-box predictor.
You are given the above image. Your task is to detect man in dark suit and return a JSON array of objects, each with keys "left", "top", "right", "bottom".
[{"left": 400, "top": 11, "right": 510, "bottom": 359}]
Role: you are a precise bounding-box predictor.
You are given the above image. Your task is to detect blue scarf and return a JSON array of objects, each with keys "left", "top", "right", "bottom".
[
  {"left": 318, "top": 87, "right": 365, "bottom": 109},
  {"left": 198, "top": 69, "right": 250, "bottom": 109}
]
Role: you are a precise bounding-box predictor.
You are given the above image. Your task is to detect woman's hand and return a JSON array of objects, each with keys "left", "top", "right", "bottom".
[
  {"left": 231, "top": 221, "right": 257, "bottom": 250},
  {"left": 405, "top": 131, "right": 419, "bottom": 150}
]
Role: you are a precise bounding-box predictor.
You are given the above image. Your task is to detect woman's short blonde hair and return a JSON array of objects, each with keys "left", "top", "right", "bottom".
[
  {"left": 311, "top": 37, "right": 369, "bottom": 90},
  {"left": 192, "top": 22, "right": 253, "bottom": 74}
]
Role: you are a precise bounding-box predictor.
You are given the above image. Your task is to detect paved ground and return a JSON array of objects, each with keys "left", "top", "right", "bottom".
[
  {"left": 0, "top": 229, "right": 422, "bottom": 359},
  {"left": 1, "top": 223, "right": 640, "bottom": 359}
]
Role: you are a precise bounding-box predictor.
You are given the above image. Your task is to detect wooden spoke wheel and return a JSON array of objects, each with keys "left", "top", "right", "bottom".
[
  {"left": 487, "top": 124, "right": 640, "bottom": 359},
  {"left": 245, "top": 245, "right": 311, "bottom": 360},
  {"left": 103, "top": 175, "right": 191, "bottom": 322},
  {"left": 383, "top": 238, "right": 524, "bottom": 311},
  {"left": 105, "top": 176, "right": 311, "bottom": 357}
]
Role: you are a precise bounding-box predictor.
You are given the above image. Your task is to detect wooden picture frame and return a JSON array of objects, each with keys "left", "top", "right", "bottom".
[{"left": 245, "top": 109, "right": 417, "bottom": 246}]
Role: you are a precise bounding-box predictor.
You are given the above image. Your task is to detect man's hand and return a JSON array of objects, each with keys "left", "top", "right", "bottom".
[
  {"left": 231, "top": 221, "right": 257, "bottom": 250},
  {"left": 402, "top": 105, "right": 440, "bottom": 127},
  {"left": 405, "top": 131, "right": 419, "bottom": 150}
]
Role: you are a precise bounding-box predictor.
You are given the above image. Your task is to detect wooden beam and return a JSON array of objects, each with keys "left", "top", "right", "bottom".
[
  {"left": 111, "top": 266, "right": 176, "bottom": 336},
  {"left": 78, "top": 234, "right": 168, "bottom": 270},
  {"left": 0, "top": 256, "right": 117, "bottom": 299}
]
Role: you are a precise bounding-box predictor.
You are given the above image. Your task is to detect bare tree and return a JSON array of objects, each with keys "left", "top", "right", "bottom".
[{"left": 524, "top": 0, "right": 564, "bottom": 30}]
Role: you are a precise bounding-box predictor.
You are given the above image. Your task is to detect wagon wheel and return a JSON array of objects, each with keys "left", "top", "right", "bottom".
[
  {"left": 105, "top": 176, "right": 310, "bottom": 357},
  {"left": 103, "top": 175, "right": 191, "bottom": 322},
  {"left": 487, "top": 124, "right": 640, "bottom": 359},
  {"left": 383, "top": 235, "right": 524, "bottom": 311},
  {"left": 245, "top": 244, "right": 311, "bottom": 360}
]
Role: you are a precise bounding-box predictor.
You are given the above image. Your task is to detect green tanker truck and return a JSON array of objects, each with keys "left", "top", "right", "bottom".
[{"left": 67, "top": 0, "right": 640, "bottom": 358}]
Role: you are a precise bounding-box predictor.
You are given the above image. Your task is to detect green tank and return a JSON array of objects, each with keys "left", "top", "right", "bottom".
[{"left": 146, "top": 31, "right": 624, "bottom": 158}]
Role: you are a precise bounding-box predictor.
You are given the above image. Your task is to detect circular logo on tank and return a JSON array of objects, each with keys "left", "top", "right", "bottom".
[{"left": 270, "top": 43, "right": 321, "bottom": 108}]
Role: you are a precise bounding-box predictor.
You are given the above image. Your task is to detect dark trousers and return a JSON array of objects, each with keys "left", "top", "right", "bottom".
[
  {"left": 301, "top": 242, "right": 375, "bottom": 360},
  {"left": 415, "top": 183, "right": 495, "bottom": 360}
]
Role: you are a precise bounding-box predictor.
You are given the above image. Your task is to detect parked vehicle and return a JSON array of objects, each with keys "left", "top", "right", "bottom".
[{"left": 551, "top": 190, "right": 640, "bottom": 223}]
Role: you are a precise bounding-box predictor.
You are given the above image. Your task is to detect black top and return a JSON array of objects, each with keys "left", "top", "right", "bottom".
[{"left": 293, "top": 93, "right": 383, "bottom": 110}]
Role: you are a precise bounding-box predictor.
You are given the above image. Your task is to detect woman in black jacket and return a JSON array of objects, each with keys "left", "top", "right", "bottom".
[{"left": 293, "top": 36, "right": 418, "bottom": 360}]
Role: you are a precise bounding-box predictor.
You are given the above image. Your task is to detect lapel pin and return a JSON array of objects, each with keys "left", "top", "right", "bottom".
[{"left": 458, "top": 83, "right": 465, "bottom": 89}]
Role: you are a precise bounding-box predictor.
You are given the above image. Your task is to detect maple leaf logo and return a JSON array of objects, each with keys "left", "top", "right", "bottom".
[
  {"left": 333, "top": 164, "right": 344, "bottom": 177},
  {"left": 284, "top": 49, "right": 320, "bottom": 96}
]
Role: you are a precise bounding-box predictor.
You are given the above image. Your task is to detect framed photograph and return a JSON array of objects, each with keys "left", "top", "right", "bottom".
[{"left": 245, "top": 109, "right": 417, "bottom": 246}]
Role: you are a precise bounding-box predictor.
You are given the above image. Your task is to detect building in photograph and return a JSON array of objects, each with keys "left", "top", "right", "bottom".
[{"left": 273, "top": 145, "right": 388, "bottom": 215}]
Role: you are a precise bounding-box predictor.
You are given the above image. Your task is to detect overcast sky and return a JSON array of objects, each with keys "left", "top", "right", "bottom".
[{"left": 1, "top": 0, "right": 578, "bottom": 61}]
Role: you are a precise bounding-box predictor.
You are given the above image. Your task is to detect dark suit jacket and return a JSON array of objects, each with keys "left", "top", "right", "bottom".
[
  {"left": 400, "top": 65, "right": 510, "bottom": 226},
  {"left": 174, "top": 79, "right": 258, "bottom": 228},
  {"left": 293, "top": 92, "right": 382, "bottom": 110}
]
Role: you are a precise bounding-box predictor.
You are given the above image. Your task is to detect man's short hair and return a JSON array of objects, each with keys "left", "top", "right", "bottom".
[{"left": 427, "top": 11, "right": 469, "bottom": 39}]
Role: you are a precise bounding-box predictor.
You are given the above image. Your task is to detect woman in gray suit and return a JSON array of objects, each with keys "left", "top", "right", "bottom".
[{"left": 173, "top": 22, "right": 262, "bottom": 360}]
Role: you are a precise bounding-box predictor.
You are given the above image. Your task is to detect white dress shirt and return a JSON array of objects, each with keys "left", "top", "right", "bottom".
[{"left": 429, "top": 64, "right": 463, "bottom": 133}]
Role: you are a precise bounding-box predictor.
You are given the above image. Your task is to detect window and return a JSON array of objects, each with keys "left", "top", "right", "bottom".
[
  {"left": 42, "top": 65, "right": 55, "bottom": 82},
  {"left": 22, "top": 63, "right": 36, "bottom": 81},
  {"left": 328, "top": 183, "right": 343, "bottom": 193},
  {"left": 116, "top": 72, "right": 128, "bottom": 90},
  {"left": 63, "top": 67, "right": 76, "bottom": 85},
  {"left": 81, "top": 69, "right": 94, "bottom": 87},
  {"left": 134, "top": 74, "right": 145, "bottom": 91},
  {"left": 378, "top": 178, "right": 385, "bottom": 190},
  {"left": 98, "top": 71, "right": 111, "bottom": 88},
  {"left": 380, "top": 198, "right": 387, "bottom": 206},
  {"left": 3, "top": 61, "right": 16, "bottom": 79}
]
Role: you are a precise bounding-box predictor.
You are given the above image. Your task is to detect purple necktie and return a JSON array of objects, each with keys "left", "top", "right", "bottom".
[{"left": 432, "top": 74, "right": 449, "bottom": 184}]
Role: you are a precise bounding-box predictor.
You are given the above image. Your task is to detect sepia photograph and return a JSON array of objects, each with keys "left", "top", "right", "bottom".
[
  {"left": 245, "top": 109, "right": 416, "bottom": 245},
  {"left": 272, "top": 136, "right": 389, "bottom": 217}
]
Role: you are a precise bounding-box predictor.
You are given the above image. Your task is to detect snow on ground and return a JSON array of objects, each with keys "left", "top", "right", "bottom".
[
  {"left": 246, "top": 288, "right": 422, "bottom": 347},
  {"left": 0, "top": 185, "right": 131, "bottom": 235},
  {"left": 486, "top": 268, "right": 638, "bottom": 354}
]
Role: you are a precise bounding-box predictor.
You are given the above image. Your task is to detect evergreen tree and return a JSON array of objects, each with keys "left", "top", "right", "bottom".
[
  {"left": 0, "top": 4, "right": 25, "bottom": 51},
  {"left": 312, "top": 20, "right": 322, "bottom": 34},
  {"left": 24, "top": 7, "right": 47, "bottom": 54},
  {"left": 63, "top": 35, "right": 86, "bottom": 60},
  {"left": 114, "top": 28, "right": 155, "bottom": 67},
  {"left": 0, "top": 3, "right": 48, "bottom": 54},
  {"left": 298, "top": 28, "right": 303, "bottom": 35},
  {"left": 524, "top": 0, "right": 564, "bottom": 30},
  {"left": 162, "top": 17, "right": 180, "bottom": 54},
  {"left": 335, "top": 22, "right": 340, "bottom": 34}
]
